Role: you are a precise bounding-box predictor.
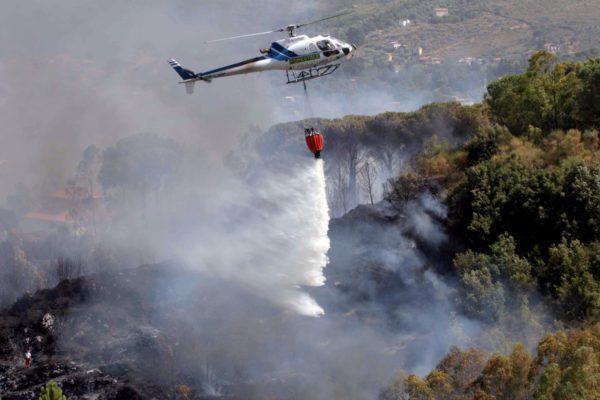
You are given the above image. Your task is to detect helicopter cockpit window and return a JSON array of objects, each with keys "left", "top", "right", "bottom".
[
  {"left": 317, "top": 40, "right": 335, "bottom": 51},
  {"left": 316, "top": 40, "right": 339, "bottom": 57}
]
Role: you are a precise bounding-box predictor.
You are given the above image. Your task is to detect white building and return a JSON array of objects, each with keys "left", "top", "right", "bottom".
[{"left": 434, "top": 7, "right": 449, "bottom": 17}]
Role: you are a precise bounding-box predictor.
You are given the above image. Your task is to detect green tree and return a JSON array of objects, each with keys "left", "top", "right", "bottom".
[
  {"left": 465, "top": 125, "right": 512, "bottom": 166},
  {"left": 39, "top": 381, "right": 67, "bottom": 400},
  {"left": 588, "top": 241, "right": 600, "bottom": 279},
  {"left": 534, "top": 363, "right": 561, "bottom": 400},
  {"left": 455, "top": 252, "right": 506, "bottom": 322},
  {"left": 576, "top": 58, "right": 600, "bottom": 128},
  {"left": 450, "top": 158, "right": 600, "bottom": 253},
  {"left": 484, "top": 52, "right": 600, "bottom": 135},
  {"left": 557, "top": 271, "right": 600, "bottom": 321},
  {"left": 543, "top": 62, "right": 582, "bottom": 132},
  {"left": 543, "top": 238, "right": 589, "bottom": 296},
  {"left": 528, "top": 51, "right": 556, "bottom": 75},
  {"left": 454, "top": 234, "right": 537, "bottom": 328},
  {"left": 485, "top": 73, "right": 536, "bottom": 135},
  {"left": 563, "top": 163, "right": 600, "bottom": 242},
  {"left": 489, "top": 233, "right": 533, "bottom": 289}
]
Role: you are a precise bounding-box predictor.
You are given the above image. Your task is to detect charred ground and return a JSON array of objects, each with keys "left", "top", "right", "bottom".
[{"left": 0, "top": 198, "right": 460, "bottom": 399}]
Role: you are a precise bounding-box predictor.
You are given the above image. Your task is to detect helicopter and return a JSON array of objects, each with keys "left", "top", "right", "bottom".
[{"left": 168, "top": 11, "right": 357, "bottom": 94}]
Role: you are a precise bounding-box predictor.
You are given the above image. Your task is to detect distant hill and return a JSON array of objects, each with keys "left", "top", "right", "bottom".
[
  {"left": 297, "top": 0, "right": 600, "bottom": 105},
  {"left": 330, "top": 0, "right": 600, "bottom": 61}
]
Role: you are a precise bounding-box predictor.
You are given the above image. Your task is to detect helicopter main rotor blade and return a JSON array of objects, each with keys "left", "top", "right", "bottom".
[
  {"left": 206, "top": 30, "right": 278, "bottom": 43},
  {"left": 205, "top": 10, "right": 354, "bottom": 43},
  {"left": 295, "top": 10, "right": 354, "bottom": 29}
]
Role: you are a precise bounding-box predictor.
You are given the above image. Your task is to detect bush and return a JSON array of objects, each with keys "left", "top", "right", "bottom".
[{"left": 39, "top": 381, "right": 67, "bottom": 400}]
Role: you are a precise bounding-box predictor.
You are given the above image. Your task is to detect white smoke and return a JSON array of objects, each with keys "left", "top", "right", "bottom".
[
  {"left": 176, "top": 156, "right": 330, "bottom": 317},
  {"left": 405, "top": 193, "right": 448, "bottom": 246}
]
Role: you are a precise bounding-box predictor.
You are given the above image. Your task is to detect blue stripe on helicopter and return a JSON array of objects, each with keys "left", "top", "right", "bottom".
[
  {"left": 198, "top": 56, "right": 268, "bottom": 77},
  {"left": 272, "top": 42, "right": 299, "bottom": 57},
  {"left": 267, "top": 42, "right": 299, "bottom": 61},
  {"left": 197, "top": 42, "right": 301, "bottom": 77}
]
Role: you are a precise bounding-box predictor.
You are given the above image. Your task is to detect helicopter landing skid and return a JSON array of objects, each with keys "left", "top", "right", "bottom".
[{"left": 286, "top": 64, "right": 340, "bottom": 85}]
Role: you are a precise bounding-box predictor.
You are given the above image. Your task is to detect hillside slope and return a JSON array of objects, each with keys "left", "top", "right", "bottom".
[{"left": 334, "top": 0, "right": 600, "bottom": 61}]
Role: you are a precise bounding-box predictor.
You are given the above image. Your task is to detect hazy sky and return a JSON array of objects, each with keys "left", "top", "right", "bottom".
[{"left": 0, "top": 1, "right": 331, "bottom": 199}]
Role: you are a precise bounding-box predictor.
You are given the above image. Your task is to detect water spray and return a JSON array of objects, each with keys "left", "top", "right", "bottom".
[{"left": 180, "top": 155, "right": 330, "bottom": 317}]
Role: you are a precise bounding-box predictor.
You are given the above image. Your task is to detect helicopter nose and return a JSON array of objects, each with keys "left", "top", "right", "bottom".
[
  {"left": 347, "top": 44, "right": 357, "bottom": 59},
  {"left": 342, "top": 43, "right": 357, "bottom": 57}
]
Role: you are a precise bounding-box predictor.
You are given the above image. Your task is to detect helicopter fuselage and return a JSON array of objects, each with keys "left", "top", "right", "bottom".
[{"left": 183, "top": 35, "right": 355, "bottom": 81}]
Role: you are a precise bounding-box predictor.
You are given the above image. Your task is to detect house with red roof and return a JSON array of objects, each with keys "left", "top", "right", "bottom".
[{"left": 24, "top": 186, "right": 104, "bottom": 233}]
